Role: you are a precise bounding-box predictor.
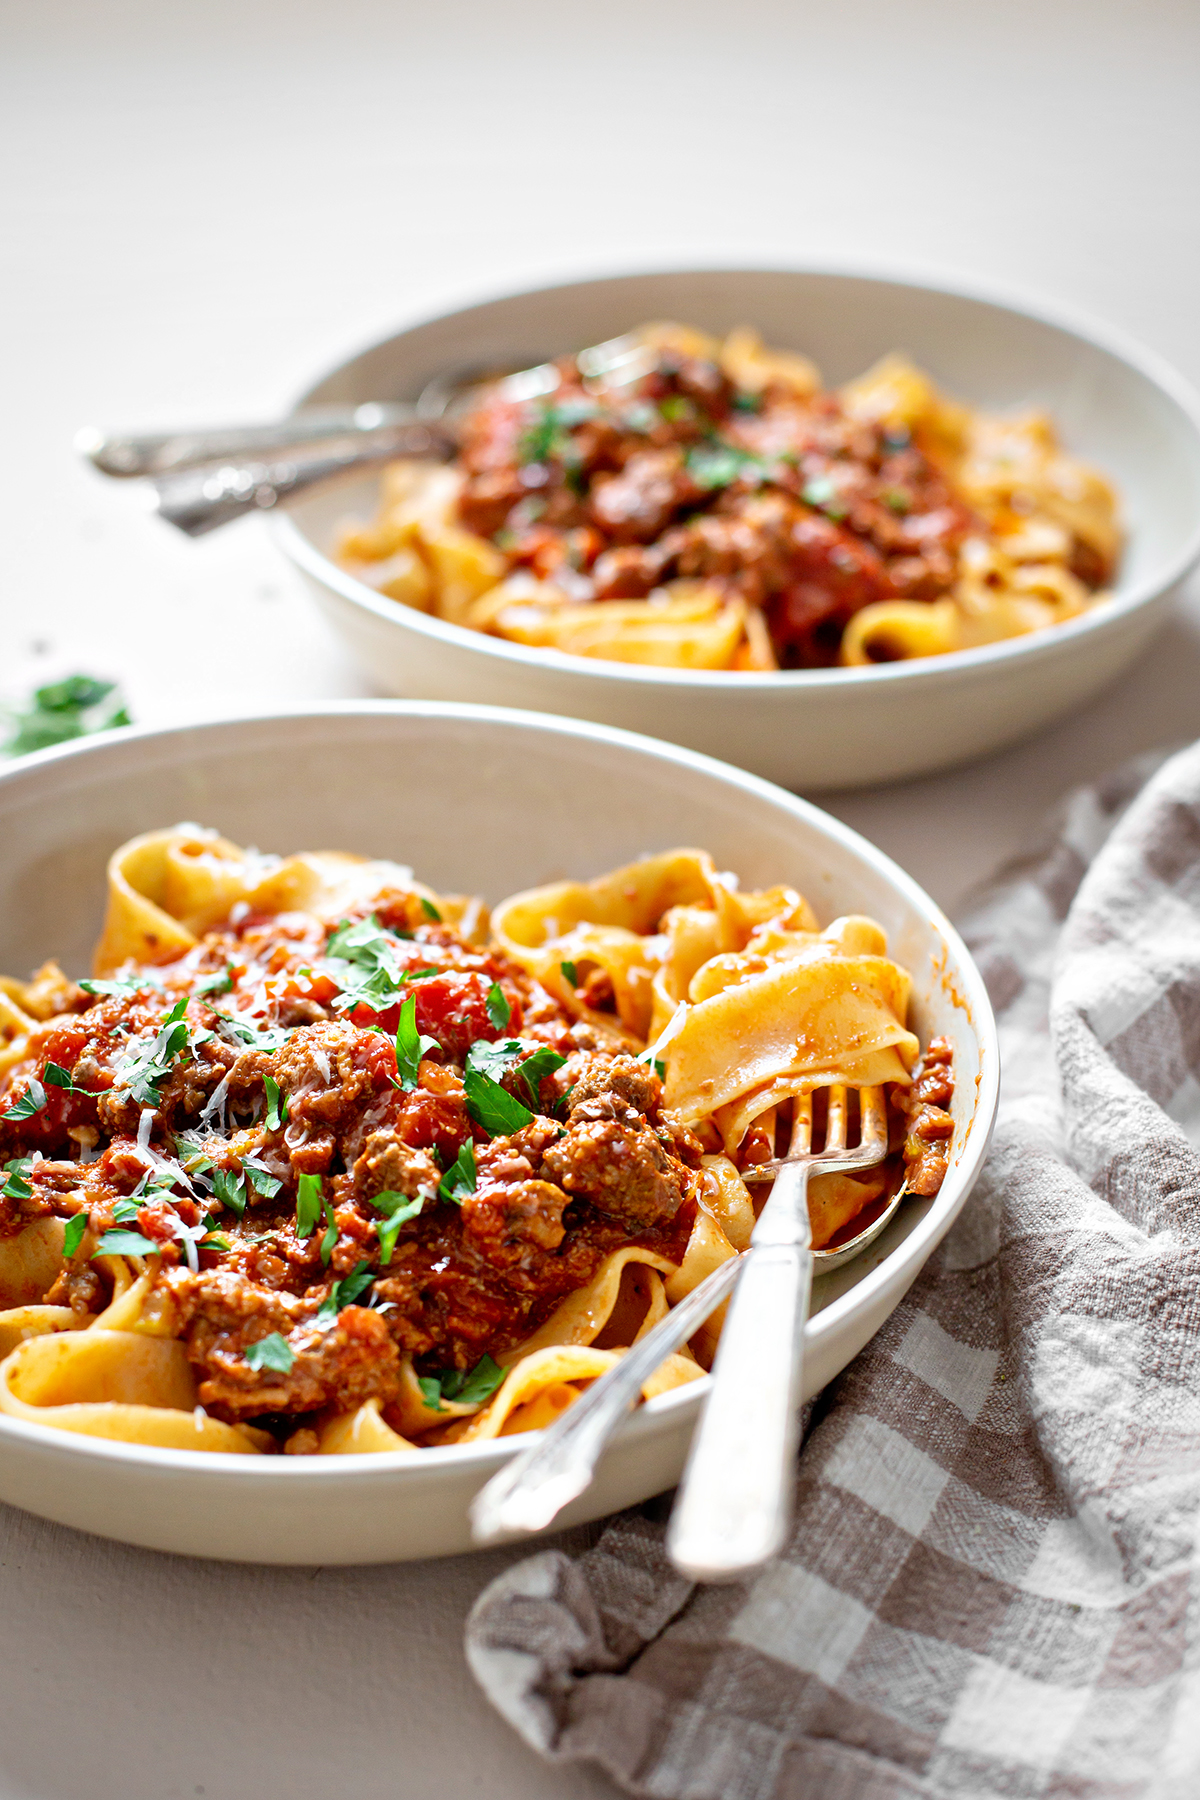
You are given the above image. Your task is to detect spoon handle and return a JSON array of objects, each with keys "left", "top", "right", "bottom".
[
  {"left": 75, "top": 406, "right": 424, "bottom": 478},
  {"left": 148, "top": 423, "right": 455, "bottom": 537}
]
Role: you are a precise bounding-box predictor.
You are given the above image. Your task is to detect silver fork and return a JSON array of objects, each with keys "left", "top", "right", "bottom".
[{"left": 470, "top": 1085, "right": 889, "bottom": 1571}]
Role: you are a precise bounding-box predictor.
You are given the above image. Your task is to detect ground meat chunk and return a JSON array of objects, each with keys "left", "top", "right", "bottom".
[
  {"left": 900, "top": 1036, "right": 955, "bottom": 1197},
  {"left": 566, "top": 1052, "right": 662, "bottom": 1117},
  {"left": 352, "top": 1130, "right": 440, "bottom": 1202},
  {"left": 541, "top": 1104, "right": 687, "bottom": 1227},
  {"left": 588, "top": 449, "right": 700, "bottom": 544},
  {"left": 167, "top": 1266, "right": 402, "bottom": 1420}
]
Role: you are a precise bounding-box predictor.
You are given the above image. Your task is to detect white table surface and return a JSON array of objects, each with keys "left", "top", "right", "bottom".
[{"left": 3, "top": 2, "right": 1200, "bottom": 1795}]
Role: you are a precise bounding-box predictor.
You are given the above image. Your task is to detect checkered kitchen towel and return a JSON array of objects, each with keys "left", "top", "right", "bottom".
[{"left": 465, "top": 740, "right": 1200, "bottom": 1799}]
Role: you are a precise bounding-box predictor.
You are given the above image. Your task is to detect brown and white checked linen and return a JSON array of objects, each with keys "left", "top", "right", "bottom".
[{"left": 466, "top": 741, "right": 1200, "bottom": 1800}]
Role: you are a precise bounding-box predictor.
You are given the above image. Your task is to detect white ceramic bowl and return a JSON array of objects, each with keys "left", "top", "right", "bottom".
[
  {"left": 277, "top": 265, "right": 1200, "bottom": 792},
  {"left": 0, "top": 703, "right": 997, "bottom": 1562}
]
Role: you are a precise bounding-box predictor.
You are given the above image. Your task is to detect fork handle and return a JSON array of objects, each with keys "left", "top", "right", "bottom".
[
  {"left": 667, "top": 1181, "right": 812, "bottom": 1582},
  {"left": 149, "top": 422, "right": 456, "bottom": 537}
]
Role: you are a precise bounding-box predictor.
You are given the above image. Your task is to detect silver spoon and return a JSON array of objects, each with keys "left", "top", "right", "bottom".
[{"left": 76, "top": 360, "right": 562, "bottom": 538}]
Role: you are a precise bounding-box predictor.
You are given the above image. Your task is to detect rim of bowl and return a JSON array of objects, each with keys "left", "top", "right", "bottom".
[
  {"left": 0, "top": 698, "right": 1000, "bottom": 1477},
  {"left": 274, "top": 256, "right": 1200, "bottom": 695}
]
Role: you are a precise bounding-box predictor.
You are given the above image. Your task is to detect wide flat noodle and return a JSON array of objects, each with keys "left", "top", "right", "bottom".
[
  {"left": 0, "top": 1261, "right": 266, "bottom": 1452},
  {"left": 500, "top": 1245, "right": 679, "bottom": 1364},
  {"left": 317, "top": 1398, "right": 417, "bottom": 1455},
  {"left": 665, "top": 951, "right": 917, "bottom": 1126},
  {"left": 450, "top": 1343, "right": 703, "bottom": 1443},
  {"left": 93, "top": 827, "right": 442, "bottom": 975}
]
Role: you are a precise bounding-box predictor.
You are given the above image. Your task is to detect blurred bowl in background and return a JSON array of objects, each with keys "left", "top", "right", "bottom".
[{"left": 275, "top": 264, "right": 1200, "bottom": 792}]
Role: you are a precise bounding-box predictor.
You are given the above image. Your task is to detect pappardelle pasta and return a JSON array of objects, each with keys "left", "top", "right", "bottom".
[
  {"left": 0, "top": 829, "right": 954, "bottom": 1456},
  {"left": 337, "top": 320, "right": 1121, "bottom": 672}
]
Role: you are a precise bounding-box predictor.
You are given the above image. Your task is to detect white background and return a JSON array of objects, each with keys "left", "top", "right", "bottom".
[{"left": 3, "top": 3, "right": 1199, "bottom": 1795}]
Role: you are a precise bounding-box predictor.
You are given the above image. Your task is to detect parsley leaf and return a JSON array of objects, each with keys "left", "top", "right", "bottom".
[
  {"left": 193, "top": 968, "right": 234, "bottom": 997},
  {"left": 43, "top": 1061, "right": 94, "bottom": 1095},
  {"left": 93, "top": 1228, "right": 159, "bottom": 1258},
  {"left": 62, "top": 1212, "right": 88, "bottom": 1257},
  {"left": 319, "top": 1201, "right": 338, "bottom": 1268},
  {"left": 1, "top": 1158, "right": 33, "bottom": 1199},
  {"left": 464, "top": 1060, "right": 532, "bottom": 1137},
  {"left": 421, "top": 1354, "right": 507, "bottom": 1412},
  {"left": 317, "top": 1259, "right": 374, "bottom": 1323},
  {"left": 1, "top": 1078, "right": 46, "bottom": 1122},
  {"left": 118, "top": 998, "right": 190, "bottom": 1107},
  {"left": 686, "top": 443, "right": 762, "bottom": 490},
  {"left": 801, "top": 474, "right": 848, "bottom": 520},
  {"left": 437, "top": 1141, "right": 477, "bottom": 1204},
  {"left": 420, "top": 897, "right": 442, "bottom": 922},
  {"left": 325, "top": 914, "right": 410, "bottom": 1015},
  {"left": 372, "top": 1189, "right": 428, "bottom": 1264},
  {"left": 79, "top": 974, "right": 162, "bottom": 998},
  {"left": 394, "top": 994, "right": 438, "bottom": 1090},
  {"left": 3, "top": 674, "right": 131, "bottom": 757},
  {"left": 211, "top": 1168, "right": 247, "bottom": 1217},
  {"left": 513, "top": 1045, "right": 566, "bottom": 1110},
  {"left": 464, "top": 1038, "right": 563, "bottom": 1118},
  {"left": 560, "top": 960, "right": 578, "bottom": 988},
  {"left": 295, "top": 1172, "right": 322, "bottom": 1239},
  {"left": 485, "top": 981, "right": 511, "bottom": 1031},
  {"left": 244, "top": 1160, "right": 282, "bottom": 1199},
  {"left": 263, "top": 1075, "right": 287, "bottom": 1130},
  {"left": 244, "top": 1332, "right": 294, "bottom": 1374},
  {"left": 111, "top": 1197, "right": 144, "bottom": 1224}
]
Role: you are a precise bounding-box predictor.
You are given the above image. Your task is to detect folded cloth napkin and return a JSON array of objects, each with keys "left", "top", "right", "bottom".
[{"left": 466, "top": 742, "right": 1200, "bottom": 1800}]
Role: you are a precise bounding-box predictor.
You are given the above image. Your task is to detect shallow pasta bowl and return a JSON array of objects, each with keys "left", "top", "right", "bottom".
[
  {"left": 276, "top": 263, "right": 1200, "bottom": 790},
  {"left": 0, "top": 702, "right": 997, "bottom": 1562}
]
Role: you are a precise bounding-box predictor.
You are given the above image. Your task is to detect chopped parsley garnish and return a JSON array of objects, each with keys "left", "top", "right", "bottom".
[
  {"left": 485, "top": 982, "right": 511, "bottom": 1031},
  {"left": 686, "top": 443, "right": 762, "bottom": 490},
  {"left": 79, "top": 974, "right": 162, "bottom": 998},
  {"left": 244, "top": 1333, "right": 294, "bottom": 1374},
  {"left": 658, "top": 394, "right": 695, "bottom": 424},
  {"left": 118, "top": 998, "right": 190, "bottom": 1107},
  {"left": 43, "top": 1061, "right": 94, "bottom": 1095},
  {"left": 319, "top": 1200, "right": 338, "bottom": 1268},
  {"left": 394, "top": 994, "right": 438, "bottom": 1090},
  {"left": 111, "top": 1197, "right": 144, "bottom": 1224},
  {"left": 464, "top": 1061, "right": 533, "bottom": 1136},
  {"left": 802, "top": 474, "right": 848, "bottom": 520},
  {"left": 93, "top": 1228, "right": 158, "bottom": 1258},
  {"left": 263, "top": 1075, "right": 287, "bottom": 1130},
  {"left": 324, "top": 914, "right": 409, "bottom": 1014},
  {"left": 1, "top": 1078, "right": 46, "bottom": 1122},
  {"left": 655, "top": 1057, "right": 666, "bottom": 1081},
  {"left": 3, "top": 674, "right": 130, "bottom": 757},
  {"left": 372, "top": 1189, "right": 428, "bottom": 1264},
  {"left": 2, "top": 1157, "right": 33, "bottom": 1199},
  {"left": 295, "top": 1172, "right": 322, "bottom": 1239},
  {"left": 437, "top": 1141, "right": 477, "bottom": 1204},
  {"left": 244, "top": 1159, "right": 282, "bottom": 1199},
  {"left": 732, "top": 390, "right": 762, "bottom": 413},
  {"left": 193, "top": 968, "right": 234, "bottom": 997},
  {"left": 420, "top": 897, "right": 442, "bottom": 922},
  {"left": 214, "top": 1012, "right": 290, "bottom": 1053},
  {"left": 62, "top": 1211, "right": 88, "bottom": 1257},
  {"left": 317, "top": 1260, "right": 374, "bottom": 1323},
  {"left": 211, "top": 1168, "right": 247, "bottom": 1217},
  {"left": 518, "top": 398, "right": 599, "bottom": 466},
  {"left": 420, "top": 1354, "right": 507, "bottom": 1412},
  {"left": 513, "top": 1045, "right": 567, "bottom": 1110},
  {"left": 560, "top": 960, "right": 578, "bottom": 988},
  {"left": 882, "top": 487, "right": 911, "bottom": 514}
]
